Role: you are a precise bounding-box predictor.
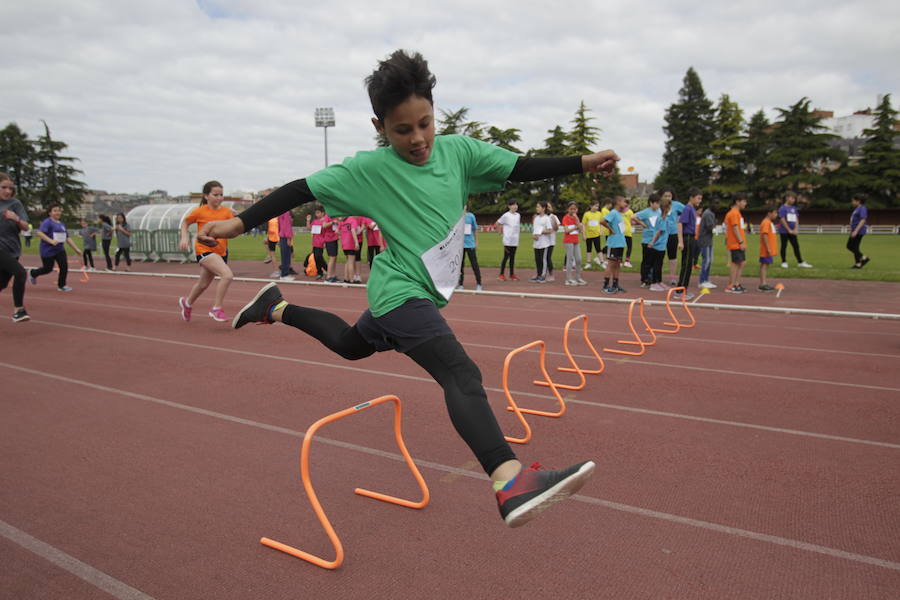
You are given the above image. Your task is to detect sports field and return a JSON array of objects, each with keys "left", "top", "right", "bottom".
[{"left": 2, "top": 255, "right": 899, "bottom": 599}]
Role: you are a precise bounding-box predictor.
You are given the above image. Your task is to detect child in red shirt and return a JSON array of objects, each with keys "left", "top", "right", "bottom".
[{"left": 561, "top": 201, "right": 587, "bottom": 286}]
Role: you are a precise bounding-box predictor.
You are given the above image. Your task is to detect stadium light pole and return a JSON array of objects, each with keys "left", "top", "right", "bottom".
[{"left": 314, "top": 107, "right": 335, "bottom": 167}]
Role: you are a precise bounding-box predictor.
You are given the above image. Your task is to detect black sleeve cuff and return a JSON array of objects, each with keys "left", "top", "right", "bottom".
[{"left": 237, "top": 179, "right": 316, "bottom": 231}]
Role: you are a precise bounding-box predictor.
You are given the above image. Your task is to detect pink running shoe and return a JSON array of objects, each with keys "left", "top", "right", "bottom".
[
  {"left": 208, "top": 307, "right": 228, "bottom": 322},
  {"left": 178, "top": 297, "right": 191, "bottom": 321}
]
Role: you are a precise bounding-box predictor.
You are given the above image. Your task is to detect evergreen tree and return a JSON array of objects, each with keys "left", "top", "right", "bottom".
[
  {"left": 761, "top": 98, "right": 845, "bottom": 199},
  {"left": 655, "top": 67, "right": 715, "bottom": 194},
  {"left": 0, "top": 123, "right": 39, "bottom": 211},
  {"left": 856, "top": 94, "right": 900, "bottom": 206},
  {"left": 437, "top": 107, "right": 484, "bottom": 139},
  {"left": 702, "top": 94, "right": 745, "bottom": 203},
  {"left": 742, "top": 110, "right": 772, "bottom": 205},
  {"left": 33, "top": 121, "right": 87, "bottom": 218},
  {"left": 534, "top": 125, "right": 569, "bottom": 207}
]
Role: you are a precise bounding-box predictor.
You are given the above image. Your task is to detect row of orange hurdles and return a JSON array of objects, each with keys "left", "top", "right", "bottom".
[{"left": 501, "top": 286, "right": 696, "bottom": 444}]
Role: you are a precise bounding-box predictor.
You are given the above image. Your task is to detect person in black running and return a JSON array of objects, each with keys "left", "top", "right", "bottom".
[
  {"left": 0, "top": 173, "right": 31, "bottom": 322},
  {"left": 201, "top": 50, "right": 617, "bottom": 527}
]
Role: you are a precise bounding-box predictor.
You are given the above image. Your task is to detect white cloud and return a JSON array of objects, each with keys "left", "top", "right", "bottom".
[{"left": 4, "top": 0, "right": 898, "bottom": 196}]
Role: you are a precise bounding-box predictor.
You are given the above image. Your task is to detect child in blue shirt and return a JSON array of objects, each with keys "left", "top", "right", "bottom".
[
  {"left": 457, "top": 204, "right": 482, "bottom": 290},
  {"left": 632, "top": 193, "right": 661, "bottom": 288},
  {"left": 600, "top": 195, "right": 627, "bottom": 293},
  {"left": 648, "top": 196, "right": 671, "bottom": 291}
]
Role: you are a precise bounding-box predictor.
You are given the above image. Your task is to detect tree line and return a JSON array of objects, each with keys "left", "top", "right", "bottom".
[
  {"left": 0, "top": 122, "right": 87, "bottom": 218},
  {"left": 656, "top": 68, "right": 900, "bottom": 208}
]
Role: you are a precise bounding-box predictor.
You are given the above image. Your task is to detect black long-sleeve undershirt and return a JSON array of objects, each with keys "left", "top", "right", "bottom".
[{"left": 236, "top": 155, "right": 584, "bottom": 232}]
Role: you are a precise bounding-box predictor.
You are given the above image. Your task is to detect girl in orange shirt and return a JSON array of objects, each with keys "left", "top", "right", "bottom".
[{"left": 178, "top": 180, "right": 236, "bottom": 322}]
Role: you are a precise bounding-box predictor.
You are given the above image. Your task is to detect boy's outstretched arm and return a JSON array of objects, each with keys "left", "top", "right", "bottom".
[
  {"left": 199, "top": 178, "right": 316, "bottom": 245},
  {"left": 508, "top": 150, "right": 619, "bottom": 182}
]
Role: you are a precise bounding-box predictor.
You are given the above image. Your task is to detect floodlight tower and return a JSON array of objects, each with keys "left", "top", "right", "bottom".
[{"left": 314, "top": 107, "right": 335, "bottom": 167}]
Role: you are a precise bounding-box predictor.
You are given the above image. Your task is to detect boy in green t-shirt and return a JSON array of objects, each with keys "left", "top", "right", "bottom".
[{"left": 199, "top": 50, "right": 619, "bottom": 528}]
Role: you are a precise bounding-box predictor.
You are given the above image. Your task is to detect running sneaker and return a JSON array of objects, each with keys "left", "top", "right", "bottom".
[
  {"left": 851, "top": 264, "right": 862, "bottom": 269},
  {"left": 699, "top": 281, "right": 717, "bottom": 289},
  {"left": 178, "top": 297, "right": 192, "bottom": 322},
  {"left": 780, "top": 262, "right": 789, "bottom": 269},
  {"left": 529, "top": 276, "right": 542, "bottom": 283},
  {"left": 280, "top": 275, "right": 295, "bottom": 281},
  {"left": 263, "top": 257, "right": 272, "bottom": 264},
  {"left": 29, "top": 270, "right": 37, "bottom": 285},
  {"left": 640, "top": 282, "right": 650, "bottom": 289},
  {"left": 496, "top": 461, "right": 595, "bottom": 528},
  {"left": 565, "top": 280, "right": 575, "bottom": 286},
  {"left": 593, "top": 257, "right": 603, "bottom": 266},
  {"left": 12, "top": 308, "right": 30, "bottom": 323},
  {"left": 603, "top": 286, "right": 617, "bottom": 294},
  {"left": 58, "top": 286, "right": 73, "bottom": 292},
  {"left": 798, "top": 262, "right": 813, "bottom": 268},
  {"left": 576, "top": 279, "right": 588, "bottom": 286},
  {"left": 623, "top": 260, "right": 633, "bottom": 268},
  {"left": 476, "top": 284, "right": 483, "bottom": 291},
  {"left": 758, "top": 284, "right": 775, "bottom": 292},
  {"left": 582, "top": 263, "right": 591, "bottom": 270},
  {"left": 510, "top": 274, "right": 520, "bottom": 281},
  {"left": 233, "top": 282, "right": 283, "bottom": 329},
  {"left": 616, "top": 285, "right": 627, "bottom": 293},
  {"left": 725, "top": 285, "right": 746, "bottom": 294},
  {"left": 208, "top": 307, "right": 228, "bottom": 322},
  {"left": 456, "top": 285, "right": 465, "bottom": 290},
  {"left": 498, "top": 274, "right": 506, "bottom": 281},
  {"left": 861, "top": 257, "right": 870, "bottom": 267},
  {"left": 649, "top": 283, "right": 667, "bottom": 291},
  {"left": 545, "top": 275, "right": 556, "bottom": 282},
  {"left": 736, "top": 284, "right": 747, "bottom": 292}
]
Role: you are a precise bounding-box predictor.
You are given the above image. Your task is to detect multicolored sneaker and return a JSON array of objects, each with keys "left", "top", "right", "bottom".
[
  {"left": 208, "top": 307, "right": 228, "bottom": 322},
  {"left": 178, "top": 297, "right": 192, "bottom": 322},
  {"left": 233, "top": 282, "right": 283, "bottom": 329},
  {"left": 12, "top": 308, "right": 30, "bottom": 323},
  {"left": 496, "top": 461, "right": 595, "bottom": 528}
]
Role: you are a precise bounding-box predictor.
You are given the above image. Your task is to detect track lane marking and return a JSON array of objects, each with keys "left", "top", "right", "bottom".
[
  {"left": 3, "top": 362, "right": 899, "bottom": 574},
  {"left": 13, "top": 320, "right": 900, "bottom": 451},
  {"left": 0, "top": 520, "right": 155, "bottom": 600}
]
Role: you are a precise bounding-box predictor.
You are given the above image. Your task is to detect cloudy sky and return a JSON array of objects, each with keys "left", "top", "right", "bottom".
[{"left": 5, "top": 1, "right": 898, "bottom": 196}]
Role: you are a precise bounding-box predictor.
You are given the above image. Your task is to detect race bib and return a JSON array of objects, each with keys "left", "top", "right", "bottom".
[
  {"left": 464, "top": 224, "right": 473, "bottom": 236},
  {"left": 53, "top": 232, "right": 67, "bottom": 243},
  {"left": 589, "top": 220, "right": 599, "bottom": 227},
  {"left": 695, "top": 217, "right": 701, "bottom": 227},
  {"left": 332, "top": 224, "right": 339, "bottom": 231},
  {"left": 373, "top": 224, "right": 379, "bottom": 231},
  {"left": 421, "top": 215, "right": 465, "bottom": 301},
  {"left": 310, "top": 225, "right": 322, "bottom": 234},
  {"left": 787, "top": 213, "right": 797, "bottom": 223},
  {"left": 740, "top": 218, "right": 746, "bottom": 229},
  {"left": 617, "top": 222, "right": 625, "bottom": 234},
  {"left": 648, "top": 216, "right": 658, "bottom": 227}
]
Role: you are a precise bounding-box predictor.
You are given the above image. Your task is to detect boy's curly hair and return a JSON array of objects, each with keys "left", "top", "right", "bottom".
[{"left": 365, "top": 50, "right": 436, "bottom": 122}]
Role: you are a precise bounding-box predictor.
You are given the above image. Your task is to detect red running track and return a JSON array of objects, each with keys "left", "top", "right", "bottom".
[{"left": 2, "top": 268, "right": 900, "bottom": 599}]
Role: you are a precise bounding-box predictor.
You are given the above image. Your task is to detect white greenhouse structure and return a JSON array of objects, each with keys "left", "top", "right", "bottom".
[{"left": 124, "top": 202, "right": 243, "bottom": 262}]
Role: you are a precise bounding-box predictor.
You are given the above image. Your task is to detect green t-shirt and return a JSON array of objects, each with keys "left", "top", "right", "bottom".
[{"left": 307, "top": 135, "right": 518, "bottom": 317}]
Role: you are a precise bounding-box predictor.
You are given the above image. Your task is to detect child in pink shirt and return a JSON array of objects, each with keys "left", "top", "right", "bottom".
[{"left": 338, "top": 216, "right": 360, "bottom": 283}]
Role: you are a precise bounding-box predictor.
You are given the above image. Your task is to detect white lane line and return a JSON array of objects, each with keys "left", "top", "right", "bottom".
[
  {"left": 27, "top": 294, "right": 900, "bottom": 361},
  {"left": 0, "top": 519, "right": 155, "bottom": 600},
  {"left": 22, "top": 319, "right": 900, "bottom": 450},
  {"left": 41, "top": 267, "right": 900, "bottom": 332},
  {"left": 2, "top": 362, "right": 899, "bottom": 574}
]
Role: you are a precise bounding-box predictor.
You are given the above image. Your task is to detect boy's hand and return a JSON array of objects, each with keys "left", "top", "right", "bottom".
[
  {"left": 582, "top": 150, "right": 620, "bottom": 177},
  {"left": 3, "top": 210, "right": 20, "bottom": 221},
  {"left": 198, "top": 217, "right": 244, "bottom": 247}
]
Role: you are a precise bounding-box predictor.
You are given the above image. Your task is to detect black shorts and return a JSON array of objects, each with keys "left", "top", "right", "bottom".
[
  {"left": 266, "top": 241, "right": 277, "bottom": 251},
  {"left": 730, "top": 249, "right": 746, "bottom": 263},
  {"left": 196, "top": 251, "right": 228, "bottom": 263},
  {"left": 324, "top": 240, "right": 338, "bottom": 256},
  {"left": 343, "top": 248, "right": 359, "bottom": 257},
  {"left": 355, "top": 298, "right": 453, "bottom": 354},
  {"left": 585, "top": 237, "right": 601, "bottom": 252},
  {"left": 607, "top": 246, "right": 624, "bottom": 260},
  {"left": 666, "top": 235, "right": 678, "bottom": 259}
]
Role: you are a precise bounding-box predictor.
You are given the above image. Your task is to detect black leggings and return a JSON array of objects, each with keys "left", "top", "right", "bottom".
[
  {"left": 640, "top": 243, "right": 651, "bottom": 284},
  {"left": 677, "top": 236, "right": 696, "bottom": 289},
  {"left": 645, "top": 247, "right": 665, "bottom": 284},
  {"left": 534, "top": 247, "right": 550, "bottom": 278},
  {"left": 459, "top": 247, "right": 481, "bottom": 285},
  {"left": 846, "top": 234, "right": 865, "bottom": 263},
  {"left": 500, "top": 245, "right": 517, "bottom": 275},
  {"left": 312, "top": 247, "right": 327, "bottom": 275},
  {"left": 546, "top": 244, "right": 555, "bottom": 274},
  {"left": 625, "top": 236, "right": 633, "bottom": 259},
  {"left": 82, "top": 249, "right": 94, "bottom": 269},
  {"left": 0, "top": 248, "right": 27, "bottom": 307},
  {"left": 31, "top": 252, "right": 68, "bottom": 288},
  {"left": 368, "top": 245, "right": 380, "bottom": 268},
  {"left": 279, "top": 304, "right": 515, "bottom": 475},
  {"left": 115, "top": 247, "right": 131, "bottom": 267},
  {"left": 101, "top": 239, "right": 113, "bottom": 269},
  {"left": 780, "top": 233, "right": 803, "bottom": 263}
]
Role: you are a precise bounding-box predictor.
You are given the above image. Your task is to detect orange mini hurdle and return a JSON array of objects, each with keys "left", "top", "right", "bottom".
[
  {"left": 260, "top": 395, "right": 429, "bottom": 570},
  {"left": 533, "top": 314, "right": 605, "bottom": 391},
  {"left": 603, "top": 298, "right": 656, "bottom": 356},
  {"left": 651, "top": 286, "right": 695, "bottom": 333},
  {"left": 501, "top": 340, "right": 566, "bottom": 445}
]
